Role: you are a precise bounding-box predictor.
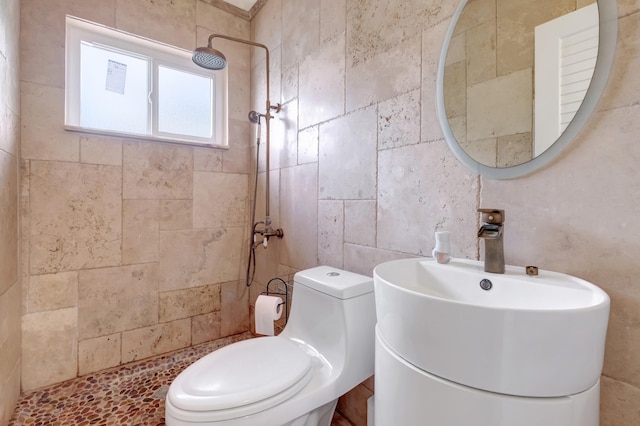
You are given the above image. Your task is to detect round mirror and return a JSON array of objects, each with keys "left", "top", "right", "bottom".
[{"left": 436, "top": 0, "right": 617, "bottom": 179}]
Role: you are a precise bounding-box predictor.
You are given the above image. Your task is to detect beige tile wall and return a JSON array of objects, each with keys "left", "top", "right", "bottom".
[
  {"left": 250, "top": 0, "right": 640, "bottom": 424},
  {"left": 19, "top": 0, "right": 252, "bottom": 393},
  {"left": 0, "top": 0, "right": 21, "bottom": 424}
]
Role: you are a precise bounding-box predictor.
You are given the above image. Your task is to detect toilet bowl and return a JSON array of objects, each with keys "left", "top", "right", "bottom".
[{"left": 165, "top": 266, "right": 376, "bottom": 426}]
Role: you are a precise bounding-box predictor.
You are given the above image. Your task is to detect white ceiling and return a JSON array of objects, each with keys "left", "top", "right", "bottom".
[{"left": 223, "top": 0, "right": 258, "bottom": 11}]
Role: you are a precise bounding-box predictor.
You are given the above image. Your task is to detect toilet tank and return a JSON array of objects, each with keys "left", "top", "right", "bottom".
[{"left": 280, "top": 266, "right": 376, "bottom": 393}]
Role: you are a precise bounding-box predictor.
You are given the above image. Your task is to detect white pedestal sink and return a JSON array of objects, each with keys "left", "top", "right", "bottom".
[{"left": 372, "top": 257, "right": 610, "bottom": 425}]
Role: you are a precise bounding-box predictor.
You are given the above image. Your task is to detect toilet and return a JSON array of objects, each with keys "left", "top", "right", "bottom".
[{"left": 165, "top": 266, "right": 376, "bottom": 426}]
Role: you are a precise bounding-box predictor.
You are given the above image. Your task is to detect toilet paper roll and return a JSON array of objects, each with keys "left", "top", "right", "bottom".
[{"left": 255, "top": 295, "right": 284, "bottom": 336}]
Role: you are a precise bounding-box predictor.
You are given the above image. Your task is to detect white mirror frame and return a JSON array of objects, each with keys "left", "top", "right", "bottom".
[{"left": 436, "top": 0, "right": 618, "bottom": 180}]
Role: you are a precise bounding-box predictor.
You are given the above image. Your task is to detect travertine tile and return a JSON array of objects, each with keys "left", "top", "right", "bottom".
[
  {"left": 299, "top": 33, "right": 345, "bottom": 128},
  {"left": 601, "top": 376, "right": 640, "bottom": 426},
  {"left": 22, "top": 307, "right": 78, "bottom": 391},
  {"left": 466, "top": 18, "right": 496, "bottom": 86},
  {"left": 443, "top": 61, "right": 466, "bottom": 119},
  {"left": 598, "top": 12, "right": 640, "bottom": 112},
  {"left": 250, "top": 0, "right": 282, "bottom": 65},
  {"left": 253, "top": 169, "right": 281, "bottom": 235},
  {"left": 193, "top": 172, "right": 248, "bottom": 228},
  {"left": 159, "top": 228, "right": 244, "bottom": 291},
  {"left": 160, "top": 199, "right": 193, "bottom": 230},
  {"left": 345, "top": 200, "right": 377, "bottom": 247},
  {"left": 346, "top": 35, "right": 421, "bottom": 112},
  {"left": 0, "top": 282, "right": 21, "bottom": 394},
  {"left": 275, "top": 99, "right": 299, "bottom": 170},
  {"left": 20, "top": 0, "right": 116, "bottom": 88},
  {"left": 192, "top": 311, "right": 222, "bottom": 345},
  {"left": 346, "top": 0, "right": 454, "bottom": 68},
  {"left": 281, "top": 64, "right": 298, "bottom": 104},
  {"left": 604, "top": 281, "right": 640, "bottom": 389},
  {"left": 298, "top": 126, "right": 318, "bottom": 164},
  {"left": 448, "top": 116, "right": 467, "bottom": 146},
  {"left": 78, "top": 333, "right": 121, "bottom": 375},
  {"left": 224, "top": 120, "right": 250, "bottom": 175},
  {"left": 227, "top": 64, "right": 252, "bottom": 123},
  {"left": 249, "top": 45, "right": 280, "bottom": 114},
  {"left": 343, "top": 244, "right": 414, "bottom": 278},
  {"left": 496, "top": 133, "right": 532, "bottom": 167},
  {"left": 29, "top": 161, "right": 122, "bottom": 274},
  {"left": 378, "top": 89, "right": 421, "bottom": 150},
  {"left": 80, "top": 135, "right": 123, "bottom": 166},
  {"left": 421, "top": 18, "right": 449, "bottom": 143},
  {"left": 122, "top": 199, "right": 160, "bottom": 264},
  {"left": 28, "top": 271, "right": 78, "bottom": 313},
  {"left": 121, "top": 319, "right": 191, "bottom": 363},
  {"left": 21, "top": 82, "right": 79, "bottom": 162},
  {"left": 193, "top": 146, "right": 223, "bottom": 172},
  {"left": 319, "top": 106, "right": 377, "bottom": 200},
  {"left": 377, "top": 141, "right": 479, "bottom": 256},
  {"left": 282, "top": 0, "right": 320, "bottom": 69},
  {"left": 78, "top": 264, "right": 159, "bottom": 339},
  {"left": 617, "top": 0, "right": 638, "bottom": 15},
  {"left": 460, "top": 137, "right": 497, "bottom": 167},
  {"left": 279, "top": 163, "right": 318, "bottom": 270},
  {"left": 115, "top": 0, "right": 196, "bottom": 50},
  {"left": 496, "top": 0, "right": 575, "bottom": 76},
  {"left": 445, "top": 33, "right": 465, "bottom": 66},
  {"left": 496, "top": 0, "right": 576, "bottom": 76},
  {"left": 220, "top": 281, "right": 250, "bottom": 337},
  {"left": 453, "top": 0, "right": 496, "bottom": 36},
  {"left": 1, "top": 356, "right": 19, "bottom": 426},
  {"left": 318, "top": 200, "right": 344, "bottom": 268},
  {"left": 320, "top": 0, "right": 345, "bottom": 41},
  {"left": 0, "top": 150, "right": 17, "bottom": 295},
  {"left": 123, "top": 140, "right": 193, "bottom": 200},
  {"left": 159, "top": 284, "right": 222, "bottom": 323},
  {"left": 0, "top": 104, "right": 19, "bottom": 156},
  {"left": 196, "top": 0, "right": 250, "bottom": 40},
  {"left": 466, "top": 68, "right": 532, "bottom": 141}
]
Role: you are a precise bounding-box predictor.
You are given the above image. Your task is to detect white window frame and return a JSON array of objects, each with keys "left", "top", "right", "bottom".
[{"left": 65, "top": 15, "right": 228, "bottom": 148}]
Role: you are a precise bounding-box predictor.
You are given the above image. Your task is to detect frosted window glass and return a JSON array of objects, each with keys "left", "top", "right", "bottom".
[
  {"left": 158, "top": 66, "right": 213, "bottom": 138},
  {"left": 80, "top": 42, "right": 149, "bottom": 134}
]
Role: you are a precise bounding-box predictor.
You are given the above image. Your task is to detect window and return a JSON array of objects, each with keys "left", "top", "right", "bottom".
[{"left": 65, "top": 16, "right": 227, "bottom": 147}]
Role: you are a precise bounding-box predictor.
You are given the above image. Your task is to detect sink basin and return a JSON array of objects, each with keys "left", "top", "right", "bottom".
[{"left": 373, "top": 257, "right": 610, "bottom": 397}]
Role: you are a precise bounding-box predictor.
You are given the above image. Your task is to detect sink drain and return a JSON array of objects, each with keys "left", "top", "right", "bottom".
[{"left": 479, "top": 279, "right": 493, "bottom": 291}]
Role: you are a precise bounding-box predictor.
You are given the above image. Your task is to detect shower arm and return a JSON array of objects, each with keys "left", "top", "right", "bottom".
[{"left": 207, "top": 34, "right": 281, "bottom": 225}]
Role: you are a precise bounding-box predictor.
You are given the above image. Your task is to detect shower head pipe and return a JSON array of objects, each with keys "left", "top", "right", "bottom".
[{"left": 199, "top": 33, "right": 281, "bottom": 219}]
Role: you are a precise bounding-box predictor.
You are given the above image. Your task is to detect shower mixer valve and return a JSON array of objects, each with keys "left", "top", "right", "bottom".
[{"left": 253, "top": 219, "right": 284, "bottom": 249}]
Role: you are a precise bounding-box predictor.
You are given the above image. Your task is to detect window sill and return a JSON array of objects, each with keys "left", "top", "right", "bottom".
[{"left": 65, "top": 125, "right": 229, "bottom": 150}]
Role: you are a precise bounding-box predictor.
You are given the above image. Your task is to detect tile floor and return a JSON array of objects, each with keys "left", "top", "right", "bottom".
[{"left": 9, "top": 333, "right": 352, "bottom": 426}]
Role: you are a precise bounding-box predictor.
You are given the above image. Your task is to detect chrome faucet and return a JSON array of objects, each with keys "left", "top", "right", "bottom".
[{"left": 477, "top": 209, "right": 505, "bottom": 274}]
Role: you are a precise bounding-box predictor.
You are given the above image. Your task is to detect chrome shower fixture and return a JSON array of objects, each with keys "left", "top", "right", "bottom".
[
  {"left": 248, "top": 110, "right": 264, "bottom": 124},
  {"left": 192, "top": 46, "right": 227, "bottom": 70},
  {"left": 193, "top": 33, "right": 283, "bottom": 286}
]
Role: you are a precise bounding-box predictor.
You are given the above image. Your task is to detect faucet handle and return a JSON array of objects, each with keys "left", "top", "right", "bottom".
[{"left": 478, "top": 208, "right": 505, "bottom": 224}]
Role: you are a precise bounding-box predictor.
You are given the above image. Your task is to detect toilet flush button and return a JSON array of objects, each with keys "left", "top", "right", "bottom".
[{"left": 327, "top": 272, "right": 340, "bottom": 277}]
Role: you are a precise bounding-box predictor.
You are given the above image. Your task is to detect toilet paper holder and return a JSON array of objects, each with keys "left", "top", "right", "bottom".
[{"left": 261, "top": 277, "right": 290, "bottom": 323}]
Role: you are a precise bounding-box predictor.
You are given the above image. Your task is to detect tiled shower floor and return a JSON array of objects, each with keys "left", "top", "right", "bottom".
[{"left": 9, "top": 333, "right": 352, "bottom": 426}]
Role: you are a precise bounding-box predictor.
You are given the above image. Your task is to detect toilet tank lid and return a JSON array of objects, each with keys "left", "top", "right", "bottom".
[{"left": 294, "top": 266, "right": 373, "bottom": 299}]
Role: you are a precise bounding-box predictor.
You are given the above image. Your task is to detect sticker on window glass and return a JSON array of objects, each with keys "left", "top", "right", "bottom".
[{"left": 106, "top": 60, "right": 127, "bottom": 94}]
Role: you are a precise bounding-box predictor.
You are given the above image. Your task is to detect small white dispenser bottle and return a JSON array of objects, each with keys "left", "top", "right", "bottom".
[{"left": 432, "top": 231, "right": 451, "bottom": 264}]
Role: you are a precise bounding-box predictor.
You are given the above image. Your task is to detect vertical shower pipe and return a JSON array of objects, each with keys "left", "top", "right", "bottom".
[{"left": 206, "top": 34, "right": 280, "bottom": 231}]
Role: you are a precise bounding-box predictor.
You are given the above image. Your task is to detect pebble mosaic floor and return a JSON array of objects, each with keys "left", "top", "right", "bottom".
[{"left": 9, "top": 333, "right": 352, "bottom": 426}]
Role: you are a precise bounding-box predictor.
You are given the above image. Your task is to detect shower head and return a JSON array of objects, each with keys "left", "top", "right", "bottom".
[
  {"left": 192, "top": 46, "right": 227, "bottom": 70},
  {"left": 248, "top": 110, "right": 263, "bottom": 124}
]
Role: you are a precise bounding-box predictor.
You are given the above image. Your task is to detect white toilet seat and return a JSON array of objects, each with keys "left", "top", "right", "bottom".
[{"left": 167, "top": 337, "right": 313, "bottom": 421}]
